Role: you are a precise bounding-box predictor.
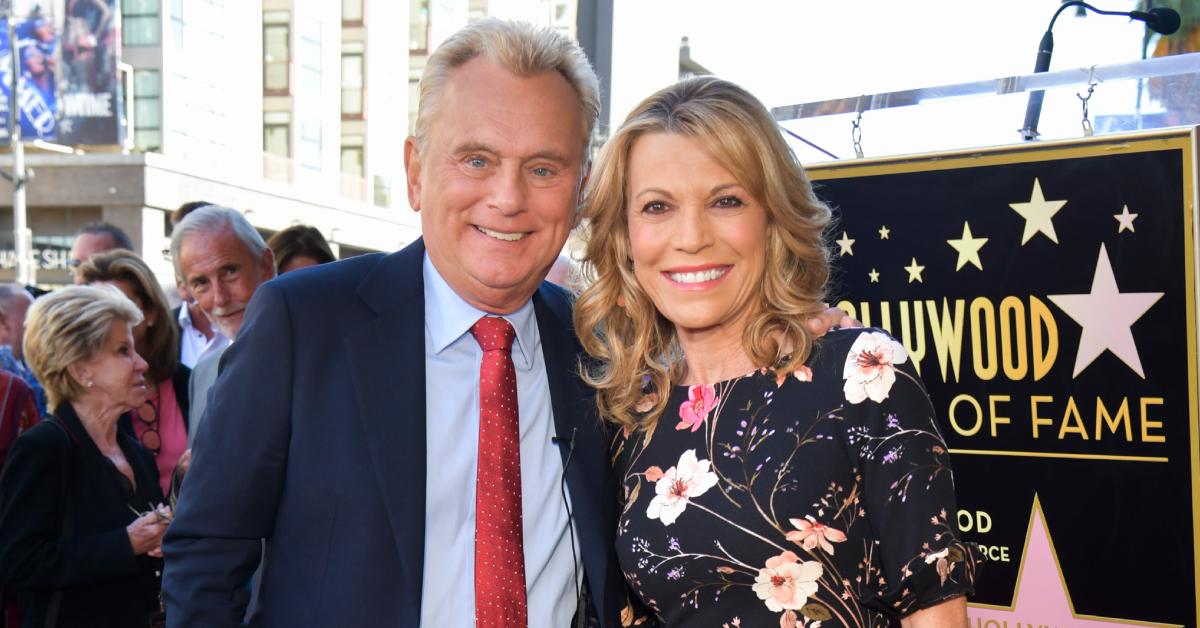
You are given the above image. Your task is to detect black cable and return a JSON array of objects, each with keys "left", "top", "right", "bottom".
[
  {"left": 779, "top": 125, "right": 839, "bottom": 160},
  {"left": 554, "top": 427, "right": 583, "bottom": 628}
]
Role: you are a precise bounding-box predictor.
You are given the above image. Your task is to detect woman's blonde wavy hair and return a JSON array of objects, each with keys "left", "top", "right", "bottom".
[{"left": 574, "top": 76, "right": 832, "bottom": 431}]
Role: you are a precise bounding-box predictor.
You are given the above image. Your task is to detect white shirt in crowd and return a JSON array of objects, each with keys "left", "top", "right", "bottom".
[{"left": 178, "top": 304, "right": 229, "bottom": 369}]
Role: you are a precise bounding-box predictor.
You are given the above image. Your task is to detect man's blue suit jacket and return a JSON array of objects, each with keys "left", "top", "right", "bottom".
[{"left": 162, "top": 238, "right": 625, "bottom": 627}]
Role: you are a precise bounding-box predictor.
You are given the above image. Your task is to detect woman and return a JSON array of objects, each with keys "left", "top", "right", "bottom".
[
  {"left": 575, "top": 76, "right": 980, "bottom": 627},
  {"left": 0, "top": 285, "right": 169, "bottom": 627},
  {"left": 80, "top": 250, "right": 190, "bottom": 497},
  {"left": 266, "top": 224, "right": 336, "bottom": 275}
]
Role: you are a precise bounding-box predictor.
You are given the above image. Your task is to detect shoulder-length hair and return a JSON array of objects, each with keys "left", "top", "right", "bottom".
[
  {"left": 79, "top": 249, "right": 179, "bottom": 383},
  {"left": 573, "top": 76, "right": 832, "bottom": 430}
]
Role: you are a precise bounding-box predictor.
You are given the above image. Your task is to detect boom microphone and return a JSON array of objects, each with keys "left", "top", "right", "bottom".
[
  {"left": 1130, "top": 7, "right": 1181, "bottom": 35},
  {"left": 1020, "top": 2, "right": 1181, "bottom": 141}
]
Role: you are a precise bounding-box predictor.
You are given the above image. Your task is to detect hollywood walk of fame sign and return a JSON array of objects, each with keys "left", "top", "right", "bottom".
[{"left": 807, "top": 128, "right": 1199, "bottom": 627}]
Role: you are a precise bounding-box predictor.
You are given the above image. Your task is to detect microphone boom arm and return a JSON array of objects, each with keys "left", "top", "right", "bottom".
[{"left": 1020, "top": 1, "right": 1176, "bottom": 141}]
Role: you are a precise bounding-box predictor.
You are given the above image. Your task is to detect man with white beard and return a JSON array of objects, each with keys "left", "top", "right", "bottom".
[{"left": 168, "top": 206, "right": 276, "bottom": 441}]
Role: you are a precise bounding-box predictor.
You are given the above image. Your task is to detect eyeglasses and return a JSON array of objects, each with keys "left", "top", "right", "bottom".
[{"left": 137, "top": 397, "right": 160, "bottom": 456}]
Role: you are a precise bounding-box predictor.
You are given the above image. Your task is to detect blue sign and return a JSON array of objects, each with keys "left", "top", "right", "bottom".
[{"left": 0, "top": 16, "right": 60, "bottom": 141}]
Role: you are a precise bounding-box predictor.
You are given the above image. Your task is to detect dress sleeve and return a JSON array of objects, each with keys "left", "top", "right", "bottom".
[{"left": 837, "top": 329, "right": 982, "bottom": 617}]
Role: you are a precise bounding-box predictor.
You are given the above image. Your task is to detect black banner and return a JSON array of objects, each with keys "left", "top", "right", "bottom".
[{"left": 809, "top": 130, "right": 1198, "bottom": 627}]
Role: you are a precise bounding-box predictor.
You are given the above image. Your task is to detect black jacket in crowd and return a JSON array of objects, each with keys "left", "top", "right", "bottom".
[{"left": 0, "top": 402, "right": 164, "bottom": 627}]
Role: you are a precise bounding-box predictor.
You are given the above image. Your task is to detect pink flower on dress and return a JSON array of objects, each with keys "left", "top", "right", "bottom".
[
  {"left": 645, "top": 449, "right": 718, "bottom": 525},
  {"left": 676, "top": 384, "right": 718, "bottom": 432},
  {"left": 752, "top": 551, "right": 823, "bottom": 612},
  {"left": 786, "top": 515, "right": 848, "bottom": 554},
  {"left": 644, "top": 466, "right": 664, "bottom": 482},
  {"left": 842, "top": 331, "right": 908, "bottom": 404}
]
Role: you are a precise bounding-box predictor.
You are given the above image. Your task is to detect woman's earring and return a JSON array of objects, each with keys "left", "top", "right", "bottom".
[{"left": 86, "top": 381, "right": 94, "bottom": 388}]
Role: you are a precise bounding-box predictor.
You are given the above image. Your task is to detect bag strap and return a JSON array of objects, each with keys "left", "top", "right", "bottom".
[{"left": 43, "top": 419, "right": 76, "bottom": 628}]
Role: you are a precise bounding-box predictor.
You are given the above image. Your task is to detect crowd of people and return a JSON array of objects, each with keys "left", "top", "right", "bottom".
[
  {"left": 0, "top": 17, "right": 979, "bottom": 628},
  {"left": 0, "top": 208, "right": 336, "bottom": 627}
]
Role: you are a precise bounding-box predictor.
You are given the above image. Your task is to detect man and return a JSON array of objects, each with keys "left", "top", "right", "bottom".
[
  {"left": 167, "top": 205, "right": 275, "bottom": 438},
  {"left": 67, "top": 221, "right": 132, "bottom": 283},
  {"left": 164, "top": 19, "right": 625, "bottom": 627},
  {"left": 170, "top": 201, "right": 228, "bottom": 369},
  {"left": 0, "top": 283, "right": 44, "bottom": 417},
  {"left": 164, "top": 19, "right": 842, "bottom": 628}
]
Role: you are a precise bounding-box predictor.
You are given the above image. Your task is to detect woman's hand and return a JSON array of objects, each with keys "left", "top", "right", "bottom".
[
  {"left": 126, "top": 509, "right": 170, "bottom": 556},
  {"left": 806, "top": 304, "right": 861, "bottom": 337},
  {"left": 175, "top": 448, "right": 191, "bottom": 478}
]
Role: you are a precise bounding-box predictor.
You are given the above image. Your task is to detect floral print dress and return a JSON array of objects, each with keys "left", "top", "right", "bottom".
[{"left": 612, "top": 328, "right": 981, "bottom": 627}]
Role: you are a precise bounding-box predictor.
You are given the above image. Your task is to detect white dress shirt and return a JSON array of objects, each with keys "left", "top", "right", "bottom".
[
  {"left": 419, "top": 254, "right": 581, "bottom": 628},
  {"left": 177, "top": 303, "right": 228, "bottom": 369}
]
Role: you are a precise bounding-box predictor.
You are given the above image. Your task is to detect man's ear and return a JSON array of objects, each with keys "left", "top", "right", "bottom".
[
  {"left": 261, "top": 247, "right": 277, "bottom": 279},
  {"left": 404, "top": 136, "right": 423, "bottom": 212}
]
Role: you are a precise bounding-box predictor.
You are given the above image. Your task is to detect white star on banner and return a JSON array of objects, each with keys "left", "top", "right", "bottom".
[
  {"left": 1114, "top": 205, "right": 1138, "bottom": 233},
  {"left": 835, "top": 231, "right": 855, "bottom": 256},
  {"left": 1047, "top": 244, "right": 1163, "bottom": 378},
  {"left": 1009, "top": 178, "right": 1067, "bottom": 245},
  {"left": 904, "top": 258, "right": 925, "bottom": 283},
  {"left": 947, "top": 221, "right": 988, "bottom": 271}
]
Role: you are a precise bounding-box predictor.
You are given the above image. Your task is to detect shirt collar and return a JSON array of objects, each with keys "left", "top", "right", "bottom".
[
  {"left": 177, "top": 302, "right": 193, "bottom": 329},
  {"left": 423, "top": 253, "right": 538, "bottom": 369}
]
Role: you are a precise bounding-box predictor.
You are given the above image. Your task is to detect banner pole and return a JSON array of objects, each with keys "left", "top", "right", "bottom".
[{"left": 7, "top": 14, "right": 29, "bottom": 286}]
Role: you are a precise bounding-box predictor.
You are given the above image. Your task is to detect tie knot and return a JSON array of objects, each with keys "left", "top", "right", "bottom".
[{"left": 470, "top": 316, "right": 515, "bottom": 353}]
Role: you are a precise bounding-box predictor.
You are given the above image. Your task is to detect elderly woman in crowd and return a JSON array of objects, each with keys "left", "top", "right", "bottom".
[
  {"left": 79, "top": 250, "right": 191, "bottom": 498},
  {"left": 266, "top": 224, "right": 336, "bottom": 275},
  {"left": 0, "top": 285, "right": 168, "bottom": 627},
  {"left": 575, "top": 76, "right": 980, "bottom": 627}
]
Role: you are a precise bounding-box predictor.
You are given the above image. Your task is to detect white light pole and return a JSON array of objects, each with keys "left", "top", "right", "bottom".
[{"left": 4, "top": 11, "right": 31, "bottom": 286}]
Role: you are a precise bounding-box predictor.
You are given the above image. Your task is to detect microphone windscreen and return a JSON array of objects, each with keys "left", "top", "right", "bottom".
[{"left": 1149, "top": 7, "right": 1181, "bottom": 35}]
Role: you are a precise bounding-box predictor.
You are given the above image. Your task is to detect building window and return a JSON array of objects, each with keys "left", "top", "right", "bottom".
[
  {"left": 341, "top": 135, "right": 364, "bottom": 177},
  {"left": 341, "top": 42, "right": 364, "bottom": 118},
  {"left": 133, "top": 70, "right": 162, "bottom": 152},
  {"left": 264, "top": 111, "right": 291, "bottom": 157},
  {"left": 170, "top": 0, "right": 184, "bottom": 47},
  {"left": 263, "top": 11, "right": 291, "bottom": 94},
  {"left": 123, "top": 0, "right": 160, "bottom": 46},
  {"left": 373, "top": 174, "right": 391, "bottom": 208},
  {"left": 410, "top": 0, "right": 429, "bottom": 53},
  {"left": 298, "top": 19, "right": 323, "bottom": 172},
  {"left": 342, "top": 0, "right": 364, "bottom": 25}
]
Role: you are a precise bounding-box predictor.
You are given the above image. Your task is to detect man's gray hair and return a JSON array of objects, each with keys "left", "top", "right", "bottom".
[
  {"left": 0, "top": 282, "right": 29, "bottom": 314},
  {"left": 170, "top": 205, "right": 267, "bottom": 279},
  {"left": 414, "top": 18, "right": 600, "bottom": 151}
]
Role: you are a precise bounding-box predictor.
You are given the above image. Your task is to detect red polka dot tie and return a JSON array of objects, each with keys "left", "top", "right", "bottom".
[{"left": 470, "top": 316, "right": 528, "bottom": 628}]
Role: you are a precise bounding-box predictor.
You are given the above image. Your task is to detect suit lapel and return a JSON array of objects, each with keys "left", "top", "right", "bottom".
[
  {"left": 533, "top": 287, "right": 581, "bottom": 467},
  {"left": 344, "top": 240, "right": 427, "bottom": 622},
  {"left": 534, "top": 286, "right": 618, "bottom": 628}
]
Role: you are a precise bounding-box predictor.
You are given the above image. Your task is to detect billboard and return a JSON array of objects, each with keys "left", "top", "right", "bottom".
[
  {"left": 808, "top": 129, "right": 1198, "bottom": 627},
  {"left": 0, "top": 0, "right": 122, "bottom": 146}
]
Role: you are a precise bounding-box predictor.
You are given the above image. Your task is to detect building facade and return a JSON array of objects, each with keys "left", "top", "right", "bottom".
[{"left": 0, "top": 0, "right": 417, "bottom": 287}]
